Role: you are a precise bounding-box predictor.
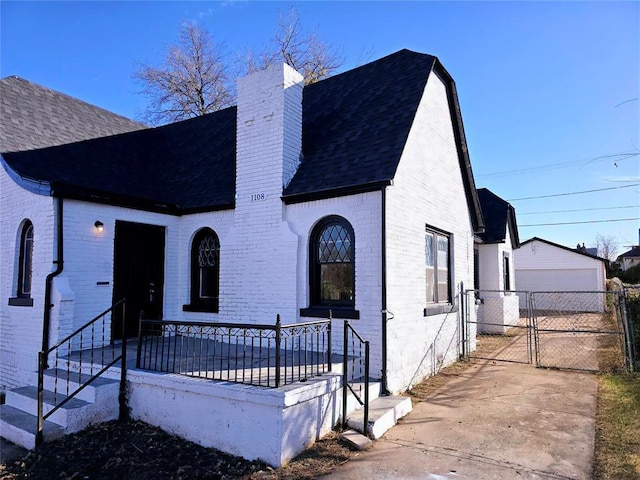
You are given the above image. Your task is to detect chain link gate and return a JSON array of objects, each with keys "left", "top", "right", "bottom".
[
  {"left": 463, "top": 289, "right": 629, "bottom": 372},
  {"left": 531, "top": 291, "right": 626, "bottom": 372},
  {"left": 463, "top": 289, "right": 534, "bottom": 364}
]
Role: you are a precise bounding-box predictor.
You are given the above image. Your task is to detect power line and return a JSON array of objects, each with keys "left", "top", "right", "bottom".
[
  {"left": 520, "top": 218, "right": 639, "bottom": 227},
  {"left": 477, "top": 152, "right": 639, "bottom": 179},
  {"left": 519, "top": 205, "right": 639, "bottom": 215},
  {"left": 508, "top": 183, "right": 639, "bottom": 201}
]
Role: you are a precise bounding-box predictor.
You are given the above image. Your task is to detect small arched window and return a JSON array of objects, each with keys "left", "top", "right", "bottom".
[
  {"left": 310, "top": 216, "right": 355, "bottom": 310},
  {"left": 184, "top": 228, "right": 220, "bottom": 312},
  {"left": 9, "top": 220, "right": 35, "bottom": 307},
  {"left": 18, "top": 221, "right": 34, "bottom": 297}
]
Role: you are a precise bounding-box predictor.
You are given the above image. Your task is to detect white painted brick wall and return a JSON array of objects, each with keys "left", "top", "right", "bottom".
[
  {"left": 1, "top": 63, "right": 479, "bottom": 403},
  {"left": 384, "top": 71, "right": 476, "bottom": 393},
  {"left": 0, "top": 166, "right": 55, "bottom": 389}
]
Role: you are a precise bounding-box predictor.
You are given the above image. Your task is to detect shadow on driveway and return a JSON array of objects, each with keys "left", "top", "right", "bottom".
[{"left": 323, "top": 361, "right": 596, "bottom": 479}]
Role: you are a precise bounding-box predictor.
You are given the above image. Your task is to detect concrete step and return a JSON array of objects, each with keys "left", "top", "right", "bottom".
[
  {"left": 7, "top": 386, "right": 92, "bottom": 432},
  {"left": 346, "top": 395, "right": 413, "bottom": 439},
  {"left": 343, "top": 379, "right": 381, "bottom": 417},
  {"left": 0, "top": 404, "right": 64, "bottom": 450},
  {"left": 41, "top": 368, "right": 119, "bottom": 402},
  {"left": 339, "top": 429, "right": 372, "bottom": 450}
]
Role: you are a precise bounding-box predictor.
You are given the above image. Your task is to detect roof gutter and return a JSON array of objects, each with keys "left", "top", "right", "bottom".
[{"left": 42, "top": 196, "right": 64, "bottom": 354}]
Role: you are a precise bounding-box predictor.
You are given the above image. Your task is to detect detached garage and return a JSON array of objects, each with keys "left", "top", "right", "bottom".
[{"left": 514, "top": 237, "right": 608, "bottom": 312}]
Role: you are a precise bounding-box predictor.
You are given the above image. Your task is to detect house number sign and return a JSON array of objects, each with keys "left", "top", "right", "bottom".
[{"left": 250, "top": 193, "right": 267, "bottom": 202}]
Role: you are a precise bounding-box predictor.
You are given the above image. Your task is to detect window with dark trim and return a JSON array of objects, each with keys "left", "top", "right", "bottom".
[
  {"left": 425, "top": 226, "right": 451, "bottom": 305},
  {"left": 9, "top": 220, "right": 34, "bottom": 307},
  {"left": 183, "top": 228, "right": 220, "bottom": 313},
  {"left": 503, "top": 253, "right": 511, "bottom": 291},
  {"left": 300, "top": 216, "right": 359, "bottom": 319}
]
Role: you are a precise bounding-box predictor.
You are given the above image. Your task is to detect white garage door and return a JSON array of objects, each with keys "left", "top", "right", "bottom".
[
  {"left": 515, "top": 268, "right": 603, "bottom": 312},
  {"left": 515, "top": 268, "right": 599, "bottom": 292}
]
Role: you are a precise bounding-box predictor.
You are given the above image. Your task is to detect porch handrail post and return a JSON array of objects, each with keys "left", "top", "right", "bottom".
[
  {"left": 35, "top": 350, "right": 46, "bottom": 447},
  {"left": 118, "top": 300, "right": 128, "bottom": 420},
  {"left": 327, "top": 310, "right": 332, "bottom": 372},
  {"left": 275, "top": 314, "right": 281, "bottom": 387},
  {"left": 342, "top": 318, "right": 347, "bottom": 429},
  {"left": 364, "top": 339, "right": 370, "bottom": 438},
  {"left": 136, "top": 309, "right": 144, "bottom": 369}
]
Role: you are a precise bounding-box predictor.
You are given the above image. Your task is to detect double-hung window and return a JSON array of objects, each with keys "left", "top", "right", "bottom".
[{"left": 425, "top": 226, "right": 451, "bottom": 305}]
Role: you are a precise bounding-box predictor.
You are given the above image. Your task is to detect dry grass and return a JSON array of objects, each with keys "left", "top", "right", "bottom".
[
  {"left": 404, "top": 359, "right": 474, "bottom": 405},
  {"left": 245, "top": 431, "right": 357, "bottom": 480},
  {"left": 593, "top": 373, "right": 640, "bottom": 479}
]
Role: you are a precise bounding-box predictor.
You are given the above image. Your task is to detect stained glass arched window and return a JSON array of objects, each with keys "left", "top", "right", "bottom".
[{"left": 310, "top": 216, "right": 355, "bottom": 308}]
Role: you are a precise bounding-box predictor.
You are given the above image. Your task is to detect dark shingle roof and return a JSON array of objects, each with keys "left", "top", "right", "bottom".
[
  {"left": 3, "top": 107, "right": 236, "bottom": 212},
  {"left": 477, "top": 188, "right": 519, "bottom": 246},
  {"left": 284, "top": 50, "right": 436, "bottom": 197},
  {"left": 0, "top": 76, "right": 145, "bottom": 153},
  {"left": 1, "top": 50, "right": 483, "bottom": 227},
  {"left": 619, "top": 246, "right": 640, "bottom": 259}
]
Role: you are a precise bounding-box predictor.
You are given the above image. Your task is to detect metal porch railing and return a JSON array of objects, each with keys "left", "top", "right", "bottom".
[
  {"left": 36, "top": 299, "right": 128, "bottom": 446},
  {"left": 136, "top": 315, "right": 331, "bottom": 388},
  {"left": 342, "top": 320, "right": 370, "bottom": 437}
]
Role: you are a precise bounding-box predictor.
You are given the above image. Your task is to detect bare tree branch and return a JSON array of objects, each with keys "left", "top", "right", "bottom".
[
  {"left": 133, "top": 23, "right": 235, "bottom": 125},
  {"left": 245, "top": 7, "right": 343, "bottom": 84},
  {"left": 595, "top": 234, "right": 619, "bottom": 261}
]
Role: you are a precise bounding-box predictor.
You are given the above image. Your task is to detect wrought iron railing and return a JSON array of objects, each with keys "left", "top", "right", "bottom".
[
  {"left": 36, "top": 299, "right": 128, "bottom": 446},
  {"left": 342, "top": 320, "right": 370, "bottom": 437},
  {"left": 136, "top": 315, "right": 331, "bottom": 388}
]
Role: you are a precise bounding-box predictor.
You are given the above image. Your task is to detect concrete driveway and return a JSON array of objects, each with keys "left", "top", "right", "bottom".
[{"left": 323, "top": 361, "right": 597, "bottom": 479}]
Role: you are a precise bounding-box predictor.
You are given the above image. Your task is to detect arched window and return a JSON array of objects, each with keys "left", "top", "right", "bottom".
[
  {"left": 18, "top": 221, "right": 34, "bottom": 297},
  {"left": 184, "top": 228, "right": 220, "bottom": 312},
  {"left": 9, "top": 220, "right": 34, "bottom": 306},
  {"left": 309, "top": 216, "right": 356, "bottom": 312}
]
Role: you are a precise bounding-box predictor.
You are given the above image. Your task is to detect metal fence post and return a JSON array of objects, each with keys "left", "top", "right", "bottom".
[
  {"left": 342, "top": 320, "right": 348, "bottom": 430},
  {"left": 327, "top": 311, "right": 332, "bottom": 372},
  {"left": 275, "top": 314, "right": 281, "bottom": 387},
  {"left": 119, "top": 301, "right": 128, "bottom": 421},
  {"left": 35, "top": 350, "right": 45, "bottom": 447}
]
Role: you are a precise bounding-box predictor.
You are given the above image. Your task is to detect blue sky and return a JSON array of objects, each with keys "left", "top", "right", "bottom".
[{"left": 1, "top": 1, "right": 638, "bottom": 255}]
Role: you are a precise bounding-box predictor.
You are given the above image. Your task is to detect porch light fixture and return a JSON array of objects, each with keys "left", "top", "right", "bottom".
[{"left": 94, "top": 221, "right": 104, "bottom": 233}]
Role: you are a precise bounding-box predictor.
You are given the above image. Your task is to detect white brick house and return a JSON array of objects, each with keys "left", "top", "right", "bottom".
[
  {"left": 474, "top": 188, "right": 520, "bottom": 333},
  {"left": 0, "top": 50, "right": 485, "bottom": 463}
]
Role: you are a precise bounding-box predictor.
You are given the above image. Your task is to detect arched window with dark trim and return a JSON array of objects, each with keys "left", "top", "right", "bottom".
[
  {"left": 9, "top": 220, "right": 34, "bottom": 307},
  {"left": 18, "top": 221, "right": 34, "bottom": 297},
  {"left": 184, "top": 228, "right": 220, "bottom": 313},
  {"left": 308, "top": 216, "right": 356, "bottom": 316}
]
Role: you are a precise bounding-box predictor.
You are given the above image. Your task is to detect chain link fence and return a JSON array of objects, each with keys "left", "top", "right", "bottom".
[
  {"left": 464, "top": 289, "right": 632, "bottom": 373},
  {"left": 464, "top": 289, "right": 533, "bottom": 364}
]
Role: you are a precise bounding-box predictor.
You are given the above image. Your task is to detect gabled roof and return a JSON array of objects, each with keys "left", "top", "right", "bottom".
[
  {"left": 519, "top": 237, "right": 607, "bottom": 263},
  {"left": 477, "top": 188, "right": 519, "bottom": 246},
  {"left": 618, "top": 246, "right": 640, "bottom": 259},
  {"left": 0, "top": 76, "right": 145, "bottom": 153},
  {"left": 1, "top": 50, "right": 484, "bottom": 229}
]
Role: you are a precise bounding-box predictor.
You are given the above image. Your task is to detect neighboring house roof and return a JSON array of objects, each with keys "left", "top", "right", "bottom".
[
  {"left": 476, "top": 188, "right": 519, "bottom": 247},
  {"left": 618, "top": 246, "right": 640, "bottom": 258},
  {"left": 1, "top": 50, "right": 484, "bottom": 229},
  {"left": 519, "top": 237, "right": 607, "bottom": 263},
  {"left": 0, "top": 76, "right": 145, "bottom": 152},
  {"left": 618, "top": 246, "right": 640, "bottom": 259}
]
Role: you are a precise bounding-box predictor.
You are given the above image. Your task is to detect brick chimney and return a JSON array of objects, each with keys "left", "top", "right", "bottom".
[
  {"left": 227, "top": 64, "right": 303, "bottom": 322},
  {"left": 235, "top": 63, "right": 304, "bottom": 207}
]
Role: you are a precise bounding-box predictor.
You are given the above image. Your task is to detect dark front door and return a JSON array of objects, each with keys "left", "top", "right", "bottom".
[{"left": 112, "top": 221, "right": 165, "bottom": 340}]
